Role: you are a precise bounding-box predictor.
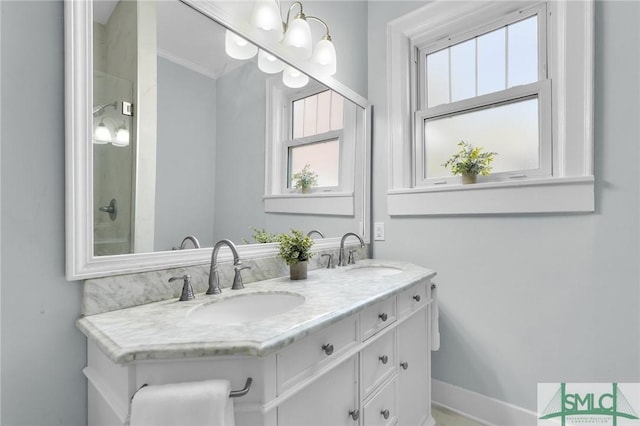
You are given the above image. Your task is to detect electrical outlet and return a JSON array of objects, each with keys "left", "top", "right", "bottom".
[{"left": 374, "top": 222, "right": 385, "bottom": 241}]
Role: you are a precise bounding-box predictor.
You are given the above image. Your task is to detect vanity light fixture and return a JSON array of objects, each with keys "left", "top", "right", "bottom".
[
  {"left": 113, "top": 121, "right": 130, "bottom": 147},
  {"left": 94, "top": 119, "right": 111, "bottom": 144},
  {"left": 227, "top": 0, "right": 337, "bottom": 88}
]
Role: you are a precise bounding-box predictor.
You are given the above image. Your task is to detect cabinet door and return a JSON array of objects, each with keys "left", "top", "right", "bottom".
[
  {"left": 278, "top": 356, "right": 359, "bottom": 426},
  {"left": 397, "top": 308, "right": 429, "bottom": 426}
]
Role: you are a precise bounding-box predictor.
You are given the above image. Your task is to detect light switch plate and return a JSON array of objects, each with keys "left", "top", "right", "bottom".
[{"left": 374, "top": 222, "right": 385, "bottom": 241}]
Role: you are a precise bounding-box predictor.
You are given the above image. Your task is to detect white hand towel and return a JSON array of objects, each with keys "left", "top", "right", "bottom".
[
  {"left": 431, "top": 284, "right": 440, "bottom": 351},
  {"left": 130, "top": 380, "right": 235, "bottom": 426}
]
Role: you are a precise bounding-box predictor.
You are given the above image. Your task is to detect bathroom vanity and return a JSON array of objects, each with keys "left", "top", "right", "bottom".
[{"left": 77, "top": 260, "right": 437, "bottom": 426}]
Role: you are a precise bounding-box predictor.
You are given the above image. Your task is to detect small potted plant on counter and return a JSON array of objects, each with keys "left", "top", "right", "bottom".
[
  {"left": 442, "top": 140, "right": 497, "bottom": 184},
  {"left": 292, "top": 164, "right": 318, "bottom": 193},
  {"left": 278, "top": 229, "right": 314, "bottom": 280}
]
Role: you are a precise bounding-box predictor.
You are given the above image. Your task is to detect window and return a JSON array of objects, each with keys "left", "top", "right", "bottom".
[
  {"left": 264, "top": 77, "right": 360, "bottom": 216},
  {"left": 287, "top": 90, "right": 344, "bottom": 189},
  {"left": 387, "top": 1, "right": 594, "bottom": 215}
]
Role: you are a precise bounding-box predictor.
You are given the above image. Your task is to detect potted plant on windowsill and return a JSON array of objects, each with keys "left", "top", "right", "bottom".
[
  {"left": 278, "top": 229, "right": 314, "bottom": 280},
  {"left": 442, "top": 141, "right": 497, "bottom": 184},
  {"left": 292, "top": 164, "right": 318, "bottom": 193}
]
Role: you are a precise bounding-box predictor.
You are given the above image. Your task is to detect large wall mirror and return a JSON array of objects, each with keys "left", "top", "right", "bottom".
[{"left": 65, "top": 0, "right": 371, "bottom": 280}]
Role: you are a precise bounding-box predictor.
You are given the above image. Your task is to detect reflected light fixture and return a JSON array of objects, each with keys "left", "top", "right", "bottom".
[
  {"left": 113, "top": 121, "right": 130, "bottom": 147},
  {"left": 94, "top": 120, "right": 111, "bottom": 144},
  {"left": 228, "top": 0, "right": 337, "bottom": 88},
  {"left": 225, "top": 30, "right": 258, "bottom": 60}
]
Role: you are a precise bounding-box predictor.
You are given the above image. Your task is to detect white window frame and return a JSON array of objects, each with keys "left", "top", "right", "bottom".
[
  {"left": 264, "top": 77, "right": 358, "bottom": 215},
  {"left": 386, "top": 0, "right": 594, "bottom": 215}
]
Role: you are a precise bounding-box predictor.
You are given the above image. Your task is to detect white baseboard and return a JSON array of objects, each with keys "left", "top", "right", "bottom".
[{"left": 431, "top": 379, "right": 538, "bottom": 426}]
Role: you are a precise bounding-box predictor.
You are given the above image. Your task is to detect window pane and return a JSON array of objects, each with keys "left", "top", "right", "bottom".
[
  {"left": 427, "top": 49, "right": 450, "bottom": 107},
  {"left": 330, "top": 92, "right": 344, "bottom": 131},
  {"left": 303, "top": 94, "right": 318, "bottom": 137},
  {"left": 293, "top": 99, "right": 304, "bottom": 138},
  {"left": 424, "top": 98, "right": 539, "bottom": 178},
  {"left": 450, "top": 39, "right": 476, "bottom": 102},
  {"left": 316, "top": 90, "right": 331, "bottom": 134},
  {"left": 508, "top": 16, "right": 538, "bottom": 87},
  {"left": 289, "top": 139, "right": 340, "bottom": 187},
  {"left": 477, "top": 28, "right": 506, "bottom": 96}
]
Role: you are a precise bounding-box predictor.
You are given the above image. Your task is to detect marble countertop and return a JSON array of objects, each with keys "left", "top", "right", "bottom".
[{"left": 76, "top": 259, "right": 436, "bottom": 364}]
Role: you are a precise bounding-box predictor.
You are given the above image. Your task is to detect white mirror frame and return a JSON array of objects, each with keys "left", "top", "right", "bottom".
[{"left": 65, "top": 0, "right": 371, "bottom": 280}]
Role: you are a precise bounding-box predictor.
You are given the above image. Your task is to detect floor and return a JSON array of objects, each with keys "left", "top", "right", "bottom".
[{"left": 432, "top": 405, "right": 486, "bottom": 426}]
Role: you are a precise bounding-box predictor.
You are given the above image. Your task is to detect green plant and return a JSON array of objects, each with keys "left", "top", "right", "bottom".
[
  {"left": 292, "top": 164, "right": 318, "bottom": 192},
  {"left": 278, "top": 229, "right": 314, "bottom": 265},
  {"left": 242, "top": 227, "right": 281, "bottom": 244},
  {"left": 442, "top": 141, "right": 497, "bottom": 176}
]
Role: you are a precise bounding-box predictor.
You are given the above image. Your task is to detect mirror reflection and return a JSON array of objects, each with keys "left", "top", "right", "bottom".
[{"left": 91, "top": 0, "right": 365, "bottom": 256}]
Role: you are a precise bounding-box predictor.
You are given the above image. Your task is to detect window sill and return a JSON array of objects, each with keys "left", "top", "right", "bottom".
[
  {"left": 387, "top": 176, "right": 594, "bottom": 215},
  {"left": 264, "top": 192, "right": 354, "bottom": 216}
]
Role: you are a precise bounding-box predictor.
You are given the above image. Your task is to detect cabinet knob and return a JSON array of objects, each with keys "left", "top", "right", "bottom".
[
  {"left": 400, "top": 361, "right": 409, "bottom": 370},
  {"left": 378, "top": 355, "right": 388, "bottom": 364},
  {"left": 349, "top": 409, "right": 360, "bottom": 421},
  {"left": 322, "top": 343, "right": 334, "bottom": 356},
  {"left": 378, "top": 313, "right": 388, "bottom": 322},
  {"left": 380, "top": 409, "right": 390, "bottom": 420},
  {"left": 413, "top": 294, "right": 421, "bottom": 302}
]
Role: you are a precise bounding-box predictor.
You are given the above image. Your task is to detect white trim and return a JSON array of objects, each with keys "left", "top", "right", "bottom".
[
  {"left": 389, "top": 176, "right": 594, "bottom": 216},
  {"left": 65, "top": 0, "right": 371, "bottom": 280},
  {"left": 386, "top": 0, "right": 594, "bottom": 215},
  {"left": 264, "top": 193, "right": 354, "bottom": 216},
  {"left": 432, "top": 379, "right": 538, "bottom": 426},
  {"left": 157, "top": 48, "right": 218, "bottom": 80}
]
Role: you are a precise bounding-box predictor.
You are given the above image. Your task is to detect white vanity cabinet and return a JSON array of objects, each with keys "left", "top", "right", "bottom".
[{"left": 83, "top": 278, "right": 434, "bottom": 426}]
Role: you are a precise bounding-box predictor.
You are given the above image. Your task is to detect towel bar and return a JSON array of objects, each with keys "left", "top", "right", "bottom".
[
  {"left": 132, "top": 377, "right": 253, "bottom": 400},
  {"left": 230, "top": 378, "right": 252, "bottom": 398}
]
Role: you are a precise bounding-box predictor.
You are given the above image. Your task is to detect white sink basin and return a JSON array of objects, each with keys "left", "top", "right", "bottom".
[
  {"left": 187, "top": 292, "right": 305, "bottom": 325},
  {"left": 343, "top": 265, "right": 403, "bottom": 277}
]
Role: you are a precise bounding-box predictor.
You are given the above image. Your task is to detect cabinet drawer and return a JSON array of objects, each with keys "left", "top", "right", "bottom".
[
  {"left": 362, "top": 329, "right": 396, "bottom": 396},
  {"left": 277, "top": 315, "right": 359, "bottom": 394},
  {"left": 363, "top": 377, "right": 398, "bottom": 426},
  {"left": 397, "top": 283, "right": 426, "bottom": 319},
  {"left": 361, "top": 298, "right": 396, "bottom": 341}
]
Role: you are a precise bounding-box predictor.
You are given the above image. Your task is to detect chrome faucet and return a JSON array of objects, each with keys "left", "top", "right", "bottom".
[
  {"left": 174, "top": 235, "right": 200, "bottom": 250},
  {"left": 338, "top": 232, "right": 365, "bottom": 267},
  {"left": 307, "top": 229, "right": 325, "bottom": 238},
  {"left": 207, "top": 239, "right": 251, "bottom": 294}
]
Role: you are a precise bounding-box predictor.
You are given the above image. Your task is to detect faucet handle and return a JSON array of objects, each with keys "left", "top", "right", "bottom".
[
  {"left": 232, "top": 265, "right": 251, "bottom": 290},
  {"left": 321, "top": 253, "right": 335, "bottom": 269},
  {"left": 348, "top": 250, "right": 357, "bottom": 265},
  {"left": 169, "top": 275, "right": 195, "bottom": 301}
]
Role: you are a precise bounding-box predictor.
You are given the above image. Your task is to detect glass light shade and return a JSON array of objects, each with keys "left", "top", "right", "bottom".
[
  {"left": 258, "top": 49, "right": 285, "bottom": 74},
  {"left": 311, "top": 38, "right": 337, "bottom": 76},
  {"left": 250, "top": 0, "right": 283, "bottom": 42},
  {"left": 283, "top": 17, "right": 312, "bottom": 59},
  {"left": 113, "top": 125, "right": 130, "bottom": 147},
  {"left": 94, "top": 122, "right": 111, "bottom": 143},
  {"left": 283, "top": 65, "right": 309, "bottom": 88},
  {"left": 225, "top": 30, "right": 258, "bottom": 60}
]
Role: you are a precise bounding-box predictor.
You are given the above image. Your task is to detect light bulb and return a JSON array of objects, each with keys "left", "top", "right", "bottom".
[
  {"left": 250, "top": 0, "right": 283, "bottom": 42},
  {"left": 94, "top": 121, "right": 111, "bottom": 143},
  {"left": 113, "top": 123, "right": 130, "bottom": 147},
  {"left": 225, "top": 30, "right": 257, "bottom": 60},
  {"left": 283, "top": 65, "right": 309, "bottom": 88},
  {"left": 283, "top": 16, "right": 312, "bottom": 59},
  {"left": 258, "top": 49, "right": 285, "bottom": 74},
  {"left": 312, "top": 38, "right": 337, "bottom": 76}
]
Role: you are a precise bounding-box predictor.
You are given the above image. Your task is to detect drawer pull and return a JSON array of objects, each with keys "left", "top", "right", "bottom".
[
  {"left": 381, "top": 409, "right": 390, "bottom": 420},
  {"left": 378, "top": 355, "right": 388, "bottom": 364},
  {"left": 378, "top": 313, "right": 388, "bottom": 322},
  {"left": 349, "top": 409, "right": 360, "bottom": 421},
  {"left": 400, "top": 361, "right": 409, "bottom": 370},
  {"left": 413, "top": 294, "right": 421, "bottom": 302},
  {"left": 322, "top": 343, "right": 334, "bottom": 356}
]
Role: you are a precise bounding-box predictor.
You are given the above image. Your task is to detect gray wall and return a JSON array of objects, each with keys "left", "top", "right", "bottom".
[
  {"left": 155, "top": 57, "right": 217, "bottom": 251},
  {"left": 368, "top": 0, "right": 640, "bottom": 411},
  {"left": 1, "top": 1, "right": 87, "bottom": 425}
]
